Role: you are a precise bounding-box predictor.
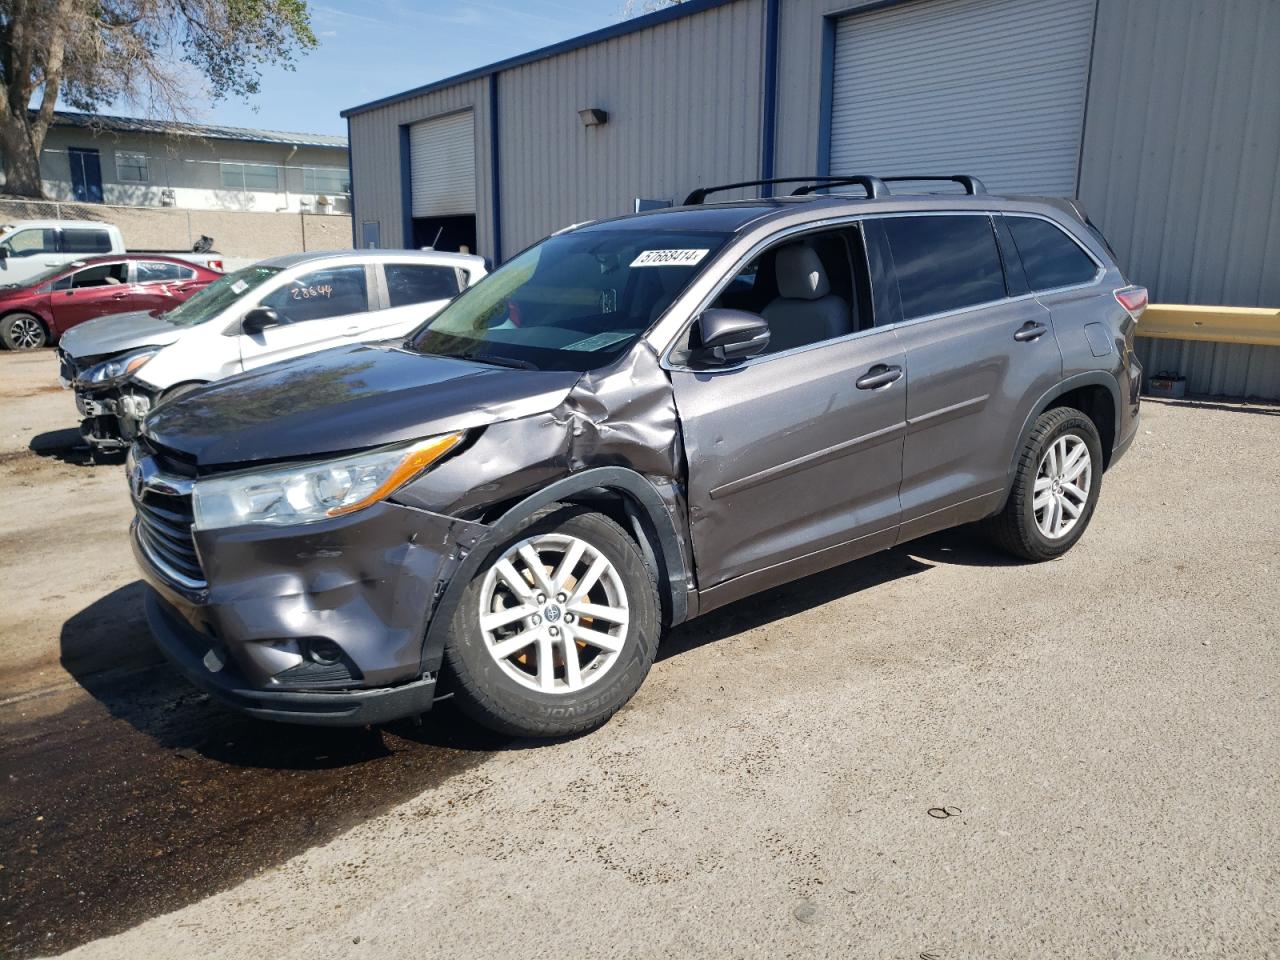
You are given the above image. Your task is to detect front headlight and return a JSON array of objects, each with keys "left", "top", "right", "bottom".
[
  {"left": 191, "top": 434, "right": 462, "bottom": 531},
  {"left": 81, "top": 348, "right": 160, "bottom": 386}
]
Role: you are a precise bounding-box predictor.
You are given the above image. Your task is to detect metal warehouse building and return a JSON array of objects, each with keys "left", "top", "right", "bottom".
[{"left": 342, "top": 0, "right": 1279, "bottom": 397}]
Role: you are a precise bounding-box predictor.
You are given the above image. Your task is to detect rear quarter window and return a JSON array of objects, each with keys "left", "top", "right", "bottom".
[
  {"left": 1005, "top": 217, "right": 1099, "bottom": 291},
  {"left": 136, "top": 261, "right": 195, "bottom": 283},
  {"left": 882, "top": 215, "right": 1006, "bottom": 321}
]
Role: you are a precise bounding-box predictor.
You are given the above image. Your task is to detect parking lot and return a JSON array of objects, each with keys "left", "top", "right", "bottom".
[{"left": 0, "top": 348, "right": 1277, "bottom": 959}]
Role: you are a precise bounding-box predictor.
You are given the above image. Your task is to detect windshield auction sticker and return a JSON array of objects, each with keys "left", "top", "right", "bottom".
[{"left": 630, "top": 248, "right": 710, "bottom": 268}]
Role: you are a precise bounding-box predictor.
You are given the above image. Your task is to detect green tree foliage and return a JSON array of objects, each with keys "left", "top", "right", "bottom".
[{"left": 0, "top": 0, "right": 316, "bottom": 197}]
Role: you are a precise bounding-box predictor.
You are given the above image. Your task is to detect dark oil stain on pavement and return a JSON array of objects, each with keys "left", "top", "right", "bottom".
[
  {"left": 0, "top": 659, "right": 501, "bottom": 959},
  {"left": 0, "top": 544, "right": 949, "bottom": 958}
]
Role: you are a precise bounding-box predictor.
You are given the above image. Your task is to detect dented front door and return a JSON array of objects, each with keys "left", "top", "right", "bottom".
[{"left": 670, "top": 326, "right": 906, "bottom": 607}]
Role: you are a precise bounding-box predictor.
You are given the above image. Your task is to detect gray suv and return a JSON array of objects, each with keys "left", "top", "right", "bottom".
[{"left": 127, "top": 175, "right": 1143, "bottom": 737}]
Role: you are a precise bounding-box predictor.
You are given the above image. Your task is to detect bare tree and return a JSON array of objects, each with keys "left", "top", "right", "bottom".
[
  {"left": 0, "top": 0, "right": 317, "bottom": 198},
  {"left": 619, "top": 0, "right": 684, "bottom": 18}
]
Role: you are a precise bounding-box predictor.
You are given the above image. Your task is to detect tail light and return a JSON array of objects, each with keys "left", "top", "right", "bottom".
[
  {"left": 208, "top": 259, "right": 224, "bottom": 272},
  {"left": 1114, "top": 285, "right": 1148, "bottom": 320}
]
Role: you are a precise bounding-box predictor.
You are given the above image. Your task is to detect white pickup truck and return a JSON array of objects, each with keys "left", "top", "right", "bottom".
[{"left": 0, "top": 220, "right": 235, "bottom": 286}]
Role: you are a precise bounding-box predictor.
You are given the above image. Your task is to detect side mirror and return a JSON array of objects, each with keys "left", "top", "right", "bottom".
[
  {"left": 242, "top": 306, "right": 280, "bottom": 335},
  {"left": 689, "top": 308, "right": 770, "bottom": 366},
  {"left": 0, "top": 247, "right": 9, "bottom": 260}
]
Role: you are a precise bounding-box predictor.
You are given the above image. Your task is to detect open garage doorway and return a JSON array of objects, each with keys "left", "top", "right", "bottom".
[
  {"left": 409, "top": 111, "right": 477, "bottom": 254},
  {"left": 412, "top": 214, "right": 476, "bottom": 254}
]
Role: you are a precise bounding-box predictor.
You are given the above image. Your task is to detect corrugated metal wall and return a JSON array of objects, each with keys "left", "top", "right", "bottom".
[
  {"left": 775, "top": 0, "right": 874, "bottom": 177},
  {"left": 347, "top": 77, "right": 491, "bottom": 253},
  {"left": 495, "top": 0, "right": 764, "bottom": 256},
  {"left": 1079, "top": 0, "right": 1280, "bottom": 398},
  {"left": 347, "top": 0, "right": 1278, "bottom": 398}
]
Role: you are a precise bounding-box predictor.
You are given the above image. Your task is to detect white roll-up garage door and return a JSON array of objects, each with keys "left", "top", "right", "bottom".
[
  {"left": 829, "top": 0, "right": 1096, "bottom": 196},
  {"left": 409, "top": 111, "right": 476, "bottom": 217}
]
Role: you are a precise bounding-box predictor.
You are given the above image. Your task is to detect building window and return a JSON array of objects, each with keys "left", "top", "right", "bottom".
[
  {"left": 116, "top": 151, "right": 149, "bottom": 183},
  {"left": 302, "top": 166, "right": 350, "bottom": 195},
  {"left": 221, "top": 161, "right": 280, "bottom": 191}
]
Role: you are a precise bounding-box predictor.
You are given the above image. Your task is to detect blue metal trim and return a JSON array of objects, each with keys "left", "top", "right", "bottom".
[
  {"left": 341, "top": 0, "right": 740, "bottom": 118},
  {"left": 398, "top": 124, "right": 413, "bottom": 248},
  {"left": 816, "top": 15, "right": 837, "bottom": 177},
  {"left": 760, "top": 0, "right": 780, "bottom": 195},
  {"left": 489, "top": 74, "right": 503, "bottom": 265},
  {"left": 346, "top": 117, "right": 357, "bottom": 246}
]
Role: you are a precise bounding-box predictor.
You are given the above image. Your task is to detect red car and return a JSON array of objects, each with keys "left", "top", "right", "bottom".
[{"left": 0, "top": 255, "right": 222, "bottom": 350}]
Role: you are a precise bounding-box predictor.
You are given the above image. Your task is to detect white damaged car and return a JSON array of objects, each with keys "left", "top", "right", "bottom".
[{"left": 57, "top": 249, "right": 486, "bottom": 452}]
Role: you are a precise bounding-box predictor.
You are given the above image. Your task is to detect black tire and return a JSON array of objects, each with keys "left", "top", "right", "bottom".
[
  {"left": 986, "top": 407, "right": 1104, "bottom": 562},
  {"left": 1, "top": 312, "right": 49, "bottom": 351},
  {"left": 443, "top": 503, "right": 660, "bottom": 738}
]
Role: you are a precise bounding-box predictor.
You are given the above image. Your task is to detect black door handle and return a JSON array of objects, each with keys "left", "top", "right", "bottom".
[
  {"left": 856, "top": 363, "right": 903, "bottom": 390},
  {"left": 1014, "top": 321, "right": 1048, "bottom": 342}
]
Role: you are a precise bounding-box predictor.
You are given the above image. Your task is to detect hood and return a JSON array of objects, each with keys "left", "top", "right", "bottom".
[
  {"left": 144, "top": 342, "right": 582, "bottom": 468},
  {"left": 58, "top": 310, "right": 184, "bottom": 358}
]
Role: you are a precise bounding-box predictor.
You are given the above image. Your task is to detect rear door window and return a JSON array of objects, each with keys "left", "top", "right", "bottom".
[
  {"left": 60, "top": 229, "right": 113, "bottom": 254},
  {"left": 881, "top": 215, "right": 1007, "bottom": 321},
  {"left": 260, "top": 265, "right": 370, "bottom": 324},
  {"left": 384, "top": 263, "right": 459, "bottom": 307},
  {"left": 1004, "top": 216, "right": 1099, "bottom": 291}
]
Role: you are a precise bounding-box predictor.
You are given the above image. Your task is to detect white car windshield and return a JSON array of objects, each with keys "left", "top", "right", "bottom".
[{"left": 163, "top": 265, "right": 281, "bottom": 326}]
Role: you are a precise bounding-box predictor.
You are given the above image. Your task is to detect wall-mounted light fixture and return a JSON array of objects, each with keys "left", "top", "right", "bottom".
[{"left": 578, "top": 107, "right": 609, "bottom": 127}]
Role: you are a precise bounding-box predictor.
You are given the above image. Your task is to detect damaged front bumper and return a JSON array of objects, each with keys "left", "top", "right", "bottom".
[
  {"left": 76, "top": 388, "right": 153, "bottom": 450},
  {"left": 133, "top": 496, "right": 487, "bottom": 726},
  {"left": 59, "top": 348, "right": 156, "bottom": 450}
]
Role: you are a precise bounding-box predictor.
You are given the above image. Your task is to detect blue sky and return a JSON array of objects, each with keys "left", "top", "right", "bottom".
[{"left": 192, "top": 1, "right": 627, "bottom": 136}]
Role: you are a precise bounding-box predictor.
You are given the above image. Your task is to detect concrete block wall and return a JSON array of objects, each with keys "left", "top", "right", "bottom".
[{"left": 0, "top": 197, "right": 353, "bottom": 262}]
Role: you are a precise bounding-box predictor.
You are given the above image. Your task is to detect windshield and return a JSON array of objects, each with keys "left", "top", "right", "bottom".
[
  {"left": 408, "top": 229, "right": 731, "bottom": 372},
  {"left": 163, "top": 265, "right": 281, "bottom": 326},
  {"left": 1, "top": 261, "right": 75, "bottom": 289}
]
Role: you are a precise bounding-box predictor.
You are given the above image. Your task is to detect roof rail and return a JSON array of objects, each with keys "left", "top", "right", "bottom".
[
  {"left": 682, "top": 175, "right": 889, "bottom": 205},
  {"left": 879, "top": 175, "right": 986, "bottom": 195},
  {"left": 790, "top": 176, "right": 890, "bottom": 198}
]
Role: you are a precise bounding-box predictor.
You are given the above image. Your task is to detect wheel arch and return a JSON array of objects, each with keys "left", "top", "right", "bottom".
[
  {"left": 419, "top": 467, "right": 692, "bottom": 676},
  {"left": 999, "top": 372, "right": 1122, "bottom": 509},
  {"left": 157, "top": 380, "right": 210, "bottom": 404}
]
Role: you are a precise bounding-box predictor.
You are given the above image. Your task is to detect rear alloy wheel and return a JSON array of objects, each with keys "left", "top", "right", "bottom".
[
  {"left": 444, "top": 504, "right": 659, "bottom": 738},
  {"left": 1032, "top": 433, "right": 1093, "bottom": 540},
  {"left": 986, "top": 407, "right": 1103, "bottom": 561},
  {"left": 1, "top": 313, "right": 48, "bottom": 351}
]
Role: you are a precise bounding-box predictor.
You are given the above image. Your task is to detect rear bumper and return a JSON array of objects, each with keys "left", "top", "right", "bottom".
[
  {"left": 1111, "top": 410, "right": 1139, "bottom": 467},
  {"left": 144, "top": 587, "right": 439, "bottom": 726},
  {"left": 1110, "top": 345, "right": 1143, "bottom": 469}
]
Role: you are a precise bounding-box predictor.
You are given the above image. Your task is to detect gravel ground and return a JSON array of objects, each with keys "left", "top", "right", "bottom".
[{"left": 0, "top": 350, "right": 1277, "bottom": 960}]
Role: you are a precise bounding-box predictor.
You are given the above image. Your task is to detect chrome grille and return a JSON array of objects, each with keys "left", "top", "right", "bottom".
[{"left": 129, "top": 446, "right": 206, "bottom": 589}]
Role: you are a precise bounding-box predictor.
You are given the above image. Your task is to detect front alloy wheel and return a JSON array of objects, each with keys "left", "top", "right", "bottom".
[
  {"left": 1, "top": 313, "right": 48, "bottom": 351},
  {"left": 478, "top": 532, "right": 630, "bottom": 694},
  {"left": 444, "top": 504, "right": 659, "bottom": 738}
]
